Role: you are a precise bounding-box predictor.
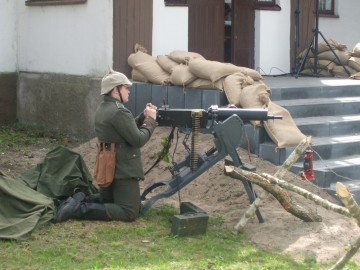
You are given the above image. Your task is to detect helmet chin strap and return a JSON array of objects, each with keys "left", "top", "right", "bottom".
[{"left": 116, "top": 86, "right": 123, "bottom": 103}]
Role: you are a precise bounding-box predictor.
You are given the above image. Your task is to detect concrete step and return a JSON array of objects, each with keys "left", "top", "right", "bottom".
[
  {"left": 270, "top": 85, "right": 360, "bottom": 101},
  {"left": 274, "top": 97, "right": 360, "bottom": 118},
  {"left": 262, "top": 76, "right": 360, "bottom": 201},
  {"left": 310, "top": 135, "right": 360, "bottom": 160},
  {"left": 327, "top": 180, "right": 360, "bottom": 203},
  {"left": 295, "top": 114, "right": 360, "bottom": 137},
  {"left": 259, "top": 134, "right": 360, "bottom": 165},
  {"left": 291, "top": 154, "right": 360, "bottom": 188}
]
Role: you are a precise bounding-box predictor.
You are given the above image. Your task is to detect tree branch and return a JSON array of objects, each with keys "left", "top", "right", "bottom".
[{"left": 231, "top": 136, "right": 311, "bottom": 233}]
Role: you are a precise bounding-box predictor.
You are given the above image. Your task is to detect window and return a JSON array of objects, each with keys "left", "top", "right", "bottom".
[
  {"left": 25, "top": 0, "right": 87, "bottom": 6},
  {"left": 254, "top": 0, "right": 281, "bottom": 11},
  {"left": 164, "top": 0, "right": 187, "bottom": 7},
  {"left": 318, "top": 0, "right": 334, "bottom": 15},
  {"left": 256, "top": 0, "right": 275, "bottom": 6}
]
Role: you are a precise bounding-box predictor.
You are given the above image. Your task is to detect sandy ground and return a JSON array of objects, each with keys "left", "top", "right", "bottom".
[{"left": 2, "top": 126, "right": 360, "bottom": 265}]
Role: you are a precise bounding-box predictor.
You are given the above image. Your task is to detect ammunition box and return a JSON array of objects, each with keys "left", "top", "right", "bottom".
[{"left": 171, "top": 202, "right": 209, "bottom": 237}]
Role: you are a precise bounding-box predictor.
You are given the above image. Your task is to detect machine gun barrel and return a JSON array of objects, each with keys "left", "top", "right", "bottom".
[
  {"left": 207, "top": 105, "right": 282, "bottom": 121},
  {"left": 156, "top": 105, "right": 282, "bottom": 127}
]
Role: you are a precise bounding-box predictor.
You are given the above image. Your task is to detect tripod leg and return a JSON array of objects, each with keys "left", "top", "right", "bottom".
[
  {"left": 318, "top": 31, "right": 351, "bottom": 76},
  {"left": 241, "top": 180, "right": 264, "bottom": 223},
  {"left": 295, "top": 36, "right": 315, "bottom": 77}
]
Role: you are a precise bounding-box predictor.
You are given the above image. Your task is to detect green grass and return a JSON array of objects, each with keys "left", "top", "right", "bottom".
[
  {"left": 0, "top": 206, "right": 333, "bottom": 270},
  {"left": 1, "top": 124, "right": 359, "bottom": 270},
  {"left": 0, "top": 123, "right": 77, "bottom": 150}
]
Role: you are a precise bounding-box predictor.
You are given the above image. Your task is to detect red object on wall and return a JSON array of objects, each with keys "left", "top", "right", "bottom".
[{"left": 301, "top": 149, "right": 316, "bottom": 181}]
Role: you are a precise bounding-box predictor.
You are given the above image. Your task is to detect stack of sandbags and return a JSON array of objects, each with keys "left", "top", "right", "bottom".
[
  {"left": 128, "top": 50, "right": 171, "bottom": 85},
  {"left": 221, "top": 71, "right": 306, "bottom": 146},
  {"left": 349, "top": 43, "right": 360, "bottom": 80},
  {"left": 128, "top": 49, "right": 264, "bottom": 90},
  {"left": 299, "top": 38, "right": 359, "bottom": 78}
]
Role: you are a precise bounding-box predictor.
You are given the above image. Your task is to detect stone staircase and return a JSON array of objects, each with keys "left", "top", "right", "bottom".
[{"left": 251, "top": 77, "right": 360, "bottom": 199}]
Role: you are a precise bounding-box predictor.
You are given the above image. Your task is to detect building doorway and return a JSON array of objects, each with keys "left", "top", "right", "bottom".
[{"left": 188, "top": 0, "right": 254, "bottom": 67}]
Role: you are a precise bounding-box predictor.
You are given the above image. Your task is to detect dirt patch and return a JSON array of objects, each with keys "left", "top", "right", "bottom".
[{"left": 2, "top": 127, "right": 360, "bottom": 265}]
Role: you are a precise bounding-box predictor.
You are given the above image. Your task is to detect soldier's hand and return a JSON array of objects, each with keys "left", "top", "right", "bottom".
[
  {"left": 146, "top": 103, "right": 157, "bottom": 110},
  {"left": 144, "top": 107, "right": 157, "bottom": 120}
]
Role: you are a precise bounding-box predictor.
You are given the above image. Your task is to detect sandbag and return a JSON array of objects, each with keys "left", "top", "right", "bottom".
[
  {"left": 238, "top": 83, "right": 271, "bottom": 126},
  {"left": 236, "top": 67, "right": 263, "bottom": 81},
  {"left": 131, "top": 68, "right": 148, "bottom": 83},
  {"left": 168, "top": 50, "right": 205, "bottom": 64},
  {"left": 331, "top": 65, "right": 356, "bottom": 78},
  {"left": 128, "top": 51, "right": 155, "bottom": 68},
  {"left": 317, "top": 38, "right": 347, "bottom": 53},
  {"left": 187, "top": 78, "right": 216, "bottom": 89},
  {"left": 351, "top": 72, "right": 360, "bottom": 80},
  {"left": 134, "top": 61, "right": 171, "bottom": 85},
  {"left": 189, "top": 58, "right": 241, "bottom": 82},
  {"left": 348, "top": 57, "right": 360, "bottom": 72},
  {"left": 298, "top": 38, "right": 347, "bottom": 59},
  {"left": 304, "top": 59, "right": 336, "bottom": 71},
  {"left": 170, "top": 64, "right": 197, "bottom": 86},
  {"left": 157, "top": 55, "right": 179, "bottom": 73},
  {"left": 238, "top": 83, "right": 271, "bottom": 109},
  {"left": 134, "top": 43, "right": 148, "bottom": 53},
  {"left": 223, "top": 72, "right": 252, "bottom": 107},
  {"left": 352, "top": 43, "right": 360, "bottom": 58},
  {"left": 213, "top": 77, "right": 225, "bottom": 91},
  {"left": 318, "top": 50, "right": 350, "bottom": 65},
  {"left": 263, "top": 101, "right": 307, "bottom": 148}
]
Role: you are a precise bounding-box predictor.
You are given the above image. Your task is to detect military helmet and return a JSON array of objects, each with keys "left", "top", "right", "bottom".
[{"left": 101, "top": 68, "right": 132, "bottom": 95}]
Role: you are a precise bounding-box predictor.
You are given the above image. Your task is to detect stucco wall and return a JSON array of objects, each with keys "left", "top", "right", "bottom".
[
  {"left": 319, "top": 0, "right": 360, "bottom": 51},
  {"left": 0, "top": 0, "right": 17, "bottom": 72},
  {"left": 17, "top": 0, "right": 113, "bottom": 76},
  {"left": 0, "top": 1, "right": 18, "bottom": 123},
  {"left": 14, "top": 0, "right": 113, "bottom": 133},
  {"left": 152, "top": 1, "right": 188, "bottom": 56},
  {"left": 255, "top": 0, "right": 291, "bottom": 75}
]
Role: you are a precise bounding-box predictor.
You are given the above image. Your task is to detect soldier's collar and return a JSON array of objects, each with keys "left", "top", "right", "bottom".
[
  {"left": 115, "top": 101, "right": 124, "bottom": 109},
  {"left": 103, "top": 95, "right": 124, "bottom": 109}
]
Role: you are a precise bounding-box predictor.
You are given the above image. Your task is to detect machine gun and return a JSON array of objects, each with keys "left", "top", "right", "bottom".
[{"left": 141, "top": 105, "right": 282, "bottom": 223}]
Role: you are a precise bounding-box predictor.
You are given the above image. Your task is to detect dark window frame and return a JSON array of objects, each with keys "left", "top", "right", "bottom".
[
  {"left": 26, "top": 0, "right": 87, "bottom": 6},
  {"left": 318, "top": 0, "right": 335, "bottom": 16},
  {"left": 255, "top": 0, "right": 276, "bottom": 6},
  {"left": 164, "top": 0, "right": 188, "bottom": 7},
  {"left": 254, "top": 0, "right": 281, "bottom": 11}
]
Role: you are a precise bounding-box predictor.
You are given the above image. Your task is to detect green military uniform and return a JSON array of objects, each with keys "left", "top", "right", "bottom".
[
  {"left": 53, "top": 69, "right": 155, "bottom": 223},
  {"left": 94, "top": 95, "right": 157, "bottom": 220}
]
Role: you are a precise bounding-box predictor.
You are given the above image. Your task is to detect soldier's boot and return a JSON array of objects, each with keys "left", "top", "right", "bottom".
[
  {"left": 82, "top": 193, "right": 103, "bottom": 203},
  {"left": 77, "top": 202, "right": 110, "bottom": 221},
  {"left": 54, "top": 192, "right": 85, "bottom": 223},
  {"left": 54, "top": 192, "right": 110, "bottom": 223}
]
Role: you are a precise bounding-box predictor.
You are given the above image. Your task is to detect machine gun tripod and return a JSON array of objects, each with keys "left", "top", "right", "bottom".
[{"left": 141, "top": 105, "right": 282, "bottom": 223}]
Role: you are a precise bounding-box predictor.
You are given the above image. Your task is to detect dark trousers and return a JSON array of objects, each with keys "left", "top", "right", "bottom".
[{"left": 100, "top": 178, "right": 140, "bottom": 221}]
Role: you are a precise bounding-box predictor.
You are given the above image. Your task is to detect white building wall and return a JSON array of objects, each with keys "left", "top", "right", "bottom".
[
  {"left": 319, "top": 0, "right": 360, "bottom": 51},
  {"left": 0, "top": 0, "right": 18, "bottom": 72},
  {"left": 152, "top": 1, "right": 188, "bottom": 56},
  {"left": 255, "top": 0, "right": 291, "bottom": 75},
  {"left": 17, "top": 0, "right": 113, "bottom": 76}
]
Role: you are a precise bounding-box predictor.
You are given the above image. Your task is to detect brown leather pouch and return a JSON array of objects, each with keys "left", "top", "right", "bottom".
[{"left": 93, "top": 143, "right": 116, "bottom": 187}]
